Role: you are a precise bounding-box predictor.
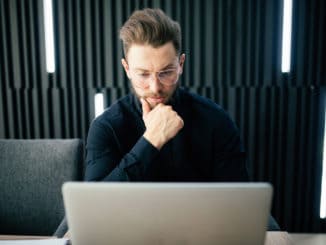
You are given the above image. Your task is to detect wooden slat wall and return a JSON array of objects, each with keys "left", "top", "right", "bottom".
[{"left": 0, "top": 0, "right": 325, "bottom": 232}]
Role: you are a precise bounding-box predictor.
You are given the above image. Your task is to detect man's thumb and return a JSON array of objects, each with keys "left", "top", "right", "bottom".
[{"left": 140, "top": 98, "right": 151, "bottom": 116}]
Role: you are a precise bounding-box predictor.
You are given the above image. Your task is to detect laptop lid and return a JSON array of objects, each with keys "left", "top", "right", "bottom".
[{"left": 62, "top": 182, "right": 272, "bottom": 245}]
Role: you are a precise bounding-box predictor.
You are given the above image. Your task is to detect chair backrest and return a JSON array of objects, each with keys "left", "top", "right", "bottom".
[{"left": 0, "top": 139, "right": 84, "bottom": 235}]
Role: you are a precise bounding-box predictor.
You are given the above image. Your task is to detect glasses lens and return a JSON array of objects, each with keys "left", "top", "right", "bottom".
[
  {"left": 158, "top": 69, "right": 178, "bottom": 85},
  {"left": 132, "top": 68, "right": 179, "bottom": 87},
  {"left": 133, "top": 73, "right": 150, "bottom": 88}
]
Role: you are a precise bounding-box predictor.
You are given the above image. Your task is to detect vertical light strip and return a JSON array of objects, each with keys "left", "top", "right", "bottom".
[
  {"left": 43, "top": 0, "right": 55, "bottom": 73},
  {"left": 281, "top": 0, "right": 293, "bottom": 73},
  {"left": 320, "top": 105, "right": 326, "bottom": 219},
  {"left": 94, "top": 93, "right": 104, "bottom": 117}
]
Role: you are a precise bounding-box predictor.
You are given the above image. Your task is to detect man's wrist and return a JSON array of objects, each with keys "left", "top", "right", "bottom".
[{"left": 143, "top": 131, "right": 164, "bottom": 150}]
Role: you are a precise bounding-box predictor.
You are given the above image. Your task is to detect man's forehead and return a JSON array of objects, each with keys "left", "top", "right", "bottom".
[{"left": 126, "top": 42, "right": 178, "bottom": 70}]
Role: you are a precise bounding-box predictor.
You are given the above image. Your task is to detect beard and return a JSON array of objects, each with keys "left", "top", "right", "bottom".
[{"left": 130, "top": 83, "right": 179, "bottom": 109}]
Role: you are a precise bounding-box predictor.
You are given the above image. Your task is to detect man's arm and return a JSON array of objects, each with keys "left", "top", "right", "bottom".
[
  {"left": 85, "top": 98, "right": 183, "bottom": 182},
  {"left": 211, "top": 114, "right": 249, "bottom": 182},
  {"left": 85, "top": 120, "right": 159, "bottom": 181}
]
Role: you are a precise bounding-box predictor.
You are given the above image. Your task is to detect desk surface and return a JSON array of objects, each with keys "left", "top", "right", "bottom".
[
  {"left": 0, "top": 232, "right": 294, "bottom": 245},
  {"left": 1, "top": 232, "right": 325, "bottom": 244},
  {"left": 265, "top": 232, "right": 293, "bottom": 245},
  {"left": 0, "top": 235, "right": 54, "bottom": 240},
  {"left": 290, "top": 233, "right": 326, "bottom": 245}
]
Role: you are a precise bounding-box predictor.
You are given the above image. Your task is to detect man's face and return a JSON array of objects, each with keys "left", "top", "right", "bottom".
[{"left": 122, "top": 42, "right": 185, "bottom": 108}]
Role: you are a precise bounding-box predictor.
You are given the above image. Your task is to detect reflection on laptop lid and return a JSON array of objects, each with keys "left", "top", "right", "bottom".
[{"left": 62, "top": 182, "right": 272, "bottom": 245}]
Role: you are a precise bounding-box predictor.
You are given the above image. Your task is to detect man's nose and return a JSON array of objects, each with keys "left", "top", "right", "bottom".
[{"left": 148, "top": 73, "right": 163, "bottom": 92}]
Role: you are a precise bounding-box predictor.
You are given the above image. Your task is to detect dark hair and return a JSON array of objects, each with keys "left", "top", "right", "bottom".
[{"left": 119, "top": 8, "right": 181, "bottom": 56}]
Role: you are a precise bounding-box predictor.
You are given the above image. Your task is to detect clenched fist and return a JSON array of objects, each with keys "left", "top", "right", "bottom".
[{"left": 141, "top": 98, "right": 184, "bottom": 150}]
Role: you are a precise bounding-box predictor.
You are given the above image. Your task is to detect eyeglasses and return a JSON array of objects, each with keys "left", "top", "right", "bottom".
[{"left": 130, "top": 67, "right": 180, "bottom": 88}]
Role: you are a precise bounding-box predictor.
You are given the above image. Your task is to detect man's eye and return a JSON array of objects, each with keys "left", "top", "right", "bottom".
[
  {"left": 160, "top": 70, "right": 174, "bottom": 77},
  {"left": 138, "top": 73, "right": 150, "bottom": 77}
]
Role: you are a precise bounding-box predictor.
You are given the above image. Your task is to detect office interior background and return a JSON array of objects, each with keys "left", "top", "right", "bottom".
[{"left": 0, "top": 0, "right": 325, "bottom": 233}]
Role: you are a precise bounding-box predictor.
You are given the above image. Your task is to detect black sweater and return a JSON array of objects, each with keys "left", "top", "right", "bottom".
[{"left": 85, "top": 88, "right": 249, "bottom": 182}]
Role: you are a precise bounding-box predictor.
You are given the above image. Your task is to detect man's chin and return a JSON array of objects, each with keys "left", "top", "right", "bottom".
[
  {"left": 142, "top": 99, "right": 162, "bottom": 109},
  {"left": 146, "top": 97, "right": 166, "bottom": 107}
]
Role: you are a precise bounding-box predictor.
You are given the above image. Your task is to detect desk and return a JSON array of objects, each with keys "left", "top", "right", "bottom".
[
  {"left": 2, "top": 232, "right": 325, "bottom": 244},
  {"left": 290, "top": 233, "right": 326, "bottom": 245},
  {"left": 0, "top": 235, "right": 53, "bottom": 240},
  {"left": 0, "top": 232, "right": 293, "bottom": 244},
  {"left": 265, "top": 232, "right": 293, "bottom": 245}
]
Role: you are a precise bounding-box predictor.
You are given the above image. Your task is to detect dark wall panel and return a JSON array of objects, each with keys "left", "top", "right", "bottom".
[{"left": 0, "top": 0, "right": 325, "bottom": 232}]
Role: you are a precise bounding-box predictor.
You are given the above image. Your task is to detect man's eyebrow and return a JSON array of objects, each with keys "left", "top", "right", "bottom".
[
  {"left": 134, "top": 63, "right": 177, "bottom": 72},
  {"left": 134, "top": 68, "right": 149, "bottom": 72},
  {"left": 161, "top": 63, "right": 177, "bottom": 70}
]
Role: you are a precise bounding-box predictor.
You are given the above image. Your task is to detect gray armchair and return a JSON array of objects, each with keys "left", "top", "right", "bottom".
[{"left": 0, "top": 139, "right": 84, "bottom": 235}]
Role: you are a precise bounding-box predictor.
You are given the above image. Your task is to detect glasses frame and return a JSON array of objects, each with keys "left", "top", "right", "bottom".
[{"left": 126, "top": 60, "right": 182, "bottom": 88}]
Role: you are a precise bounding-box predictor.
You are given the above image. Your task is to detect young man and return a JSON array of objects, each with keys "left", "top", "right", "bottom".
[
  {"left": 84, "top": 8, "right": 249, "bottom": 183},
  {"left": 56, "top": 8, "right": 279, "bottom": 237}
]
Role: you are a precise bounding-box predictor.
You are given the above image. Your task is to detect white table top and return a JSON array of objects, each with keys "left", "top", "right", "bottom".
[{"left": 290, "top": 233, "right": 326, "bottom": 245}]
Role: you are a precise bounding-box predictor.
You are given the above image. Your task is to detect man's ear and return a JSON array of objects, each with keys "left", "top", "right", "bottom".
[
  {"left": 179, "top": 53, "right": 186, "bottom": 74},
  {"left": 121, "top": 58, "right": 131, "bottom": 78}
]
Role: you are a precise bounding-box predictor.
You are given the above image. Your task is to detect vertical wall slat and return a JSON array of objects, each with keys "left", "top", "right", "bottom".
[
  {"left": 0, "top": 88, "right": 5, "bottom": 138},
  {"left": 55, "top": 0, "right": 67, "bottom": 88}
]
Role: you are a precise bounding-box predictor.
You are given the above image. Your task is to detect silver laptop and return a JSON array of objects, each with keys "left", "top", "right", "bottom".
[{"left": 62, "top": 182, "right": 272, "bottom": 245}]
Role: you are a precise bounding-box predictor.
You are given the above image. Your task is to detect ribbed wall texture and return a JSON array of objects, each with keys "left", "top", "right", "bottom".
[{"left": 0, "top": 0, "right": 325, "bottom": 232}]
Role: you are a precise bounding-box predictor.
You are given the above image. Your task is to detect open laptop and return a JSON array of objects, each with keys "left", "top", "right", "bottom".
[{"left": 62, "top": 182, "right": 272, "bottom": 245}]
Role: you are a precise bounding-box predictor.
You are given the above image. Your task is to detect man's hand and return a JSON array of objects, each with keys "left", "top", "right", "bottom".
[{"left": 141, "top": 98, "right": 184, "bottom": 150}]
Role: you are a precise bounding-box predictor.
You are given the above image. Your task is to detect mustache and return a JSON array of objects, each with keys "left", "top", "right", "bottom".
[
  {"left": 129, "top": 83, "right": 179, "bottom": 104},
  {"left": 130, "top": 86, "right": 168, "bottom": 98},
  {"left": 142, "top": 92, "right": 167, "bottom": 98}
]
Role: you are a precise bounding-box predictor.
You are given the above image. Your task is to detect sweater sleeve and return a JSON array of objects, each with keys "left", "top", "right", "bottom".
[
  {"left": 212, "top": 113, "right": 250, "bottom": 182},
  {"left": 84, "top": 119, "right": 159, "bottom": 181}
]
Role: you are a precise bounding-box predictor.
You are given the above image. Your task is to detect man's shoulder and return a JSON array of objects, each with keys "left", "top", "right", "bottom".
[
  {"left": 180, "top": 88, "right": 238, "bottom": 132},
  {"left": 181, "top": 88, "right": 225, "bottom": 115}
]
